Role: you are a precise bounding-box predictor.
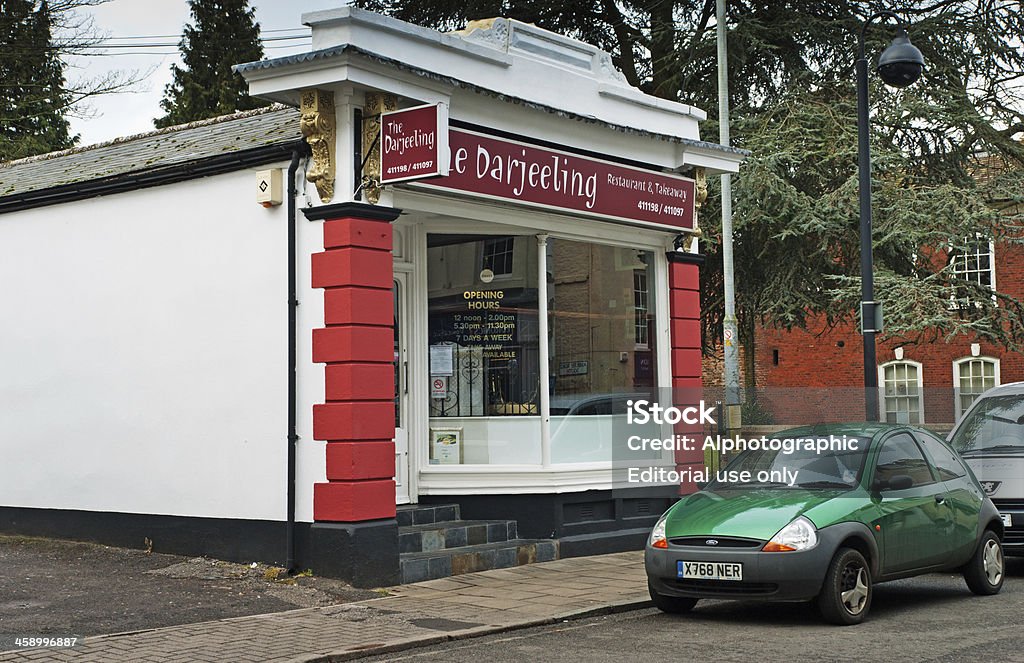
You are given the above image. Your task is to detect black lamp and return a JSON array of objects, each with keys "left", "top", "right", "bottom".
[{"left": 856, "top": 12, "right": 924, "bottom": 422}]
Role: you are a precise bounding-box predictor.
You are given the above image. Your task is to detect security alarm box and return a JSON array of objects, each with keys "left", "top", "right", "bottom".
[{"left": 256, "top": 169, "right": 283, "bottom": 207}]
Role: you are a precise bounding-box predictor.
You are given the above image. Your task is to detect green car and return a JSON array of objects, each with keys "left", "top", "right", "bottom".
[{"left": 645, "top": 423, "right": 1005, "bottom": 625}]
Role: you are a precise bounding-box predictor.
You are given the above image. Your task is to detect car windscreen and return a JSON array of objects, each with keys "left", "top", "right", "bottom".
[
  {"left": 707, "top": 435, "right": 870, "bottom": 490},
  {"left": 950, "top": 394, "right": 1024, "bottom": 456}
]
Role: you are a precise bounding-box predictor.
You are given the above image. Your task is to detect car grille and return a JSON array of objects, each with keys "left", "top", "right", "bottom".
[
  {"left": 993, "top": 498, "right": 1024, "bottom": 511},
  {"left": 669, "top": 536, "right": 764, "bottom": 548},
  {"left": 673, "top": 579, "right": 778, "bottom": 595}
]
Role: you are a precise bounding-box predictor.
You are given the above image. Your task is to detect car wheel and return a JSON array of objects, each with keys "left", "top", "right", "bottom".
[
  {"left": 817, "top": 547, "right": 872, "bottom": 625},
  {"left": 962, "top": 530, "right": 1004, "bottom": 596},
  {"left": 648, "top": 581, "right": 698, "bottom": 614}
]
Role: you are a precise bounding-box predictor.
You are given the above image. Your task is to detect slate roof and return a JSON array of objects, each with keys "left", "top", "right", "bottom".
[{"left": 0, "top": 104, "right": 302, "bottom": 201}]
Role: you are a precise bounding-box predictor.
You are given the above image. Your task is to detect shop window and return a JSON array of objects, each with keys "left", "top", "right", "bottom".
[
  {"left": 953, "top": 357, "right": 999, "bottom": 420},
  {"left": 427, "top": 234, "right": 540, "bottom": 465},
  {"left": 548, "top": 239, "right": 659, "bottom": 463},
  {"left": 878, "top": 360, "right": 923, "bottom": 425},
  {"left": 482, "top": 237, "right": 515, "bottom": 277}
]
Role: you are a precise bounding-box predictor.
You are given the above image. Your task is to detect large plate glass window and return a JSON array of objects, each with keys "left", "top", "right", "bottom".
[
  {"left": 546, "top": 238, "right": 660, "bottom": 463},
  {"left": 426, "top": 234, "right": 540, "bottom": 464}
]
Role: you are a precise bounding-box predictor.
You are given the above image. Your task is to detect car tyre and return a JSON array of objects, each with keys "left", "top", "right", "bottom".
[
  {"left": 817, "top": 547, "right": 872, "bottom": 625},
  {"left": 962, "top": 530, "right": 1004, "bottom": 596},
  {"left": 648, "top": 581, "right": 698, "bottom": 614}
]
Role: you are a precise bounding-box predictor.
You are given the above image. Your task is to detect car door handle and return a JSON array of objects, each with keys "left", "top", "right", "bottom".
[{"left": 935, "top": 494, "right": 946, "bottom": 505}]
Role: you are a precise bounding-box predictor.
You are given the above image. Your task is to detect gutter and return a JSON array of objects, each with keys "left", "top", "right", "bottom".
[{"left": 286, "top": 142, "right": 310, "bottom": 573}]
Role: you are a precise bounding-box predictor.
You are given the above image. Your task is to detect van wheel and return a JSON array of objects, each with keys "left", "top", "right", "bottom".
[
  {"left": 817, "top": 547, "right": 872, "bottom": 625},
  {"left": 963, "top": 530, "right": 1004, "bottom": 595},
  {"left": 648, "top": 581, "right": 698, "bottom": 614}
]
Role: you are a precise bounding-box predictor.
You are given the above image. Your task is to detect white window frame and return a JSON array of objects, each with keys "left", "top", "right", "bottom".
[
  {"left": 948, "top": 236, "right": 996, "bottom": 309},
  {"left": 878, "top": 359, "right": 925, "bottom": 425},
  {"left": 952, "top": 356, "right": 1000, "bottom": 421}
]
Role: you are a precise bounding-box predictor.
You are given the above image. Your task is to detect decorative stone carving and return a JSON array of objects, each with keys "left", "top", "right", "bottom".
[
  {"left": 360, "top": 91, "right": 398, "bottom": 205},
  {"left": 694, "top": 167, "right": 708, "bottom": 214},
  {"left": 453, "top": 17, "right": 510, "bottom": 50},
  {"left": 300, "top": 89, "right": 336, "bottom": 203}
]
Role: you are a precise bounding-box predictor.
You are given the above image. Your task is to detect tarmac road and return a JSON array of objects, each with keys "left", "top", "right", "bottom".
[
  {"left": 0, "top": 535, "right": 377, "bottom": 638},
  {"left": 365, "top": 558, "right": 1024, "bottom": 663}
]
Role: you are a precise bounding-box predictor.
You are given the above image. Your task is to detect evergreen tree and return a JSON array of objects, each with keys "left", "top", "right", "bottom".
[
  {"left": 359, "top": 0, "right": 1024, "bottom": 365},
  {"left": 0, "top": 0, "right": 76, "bottom": 161},
  {"left": 155, "top": 0, "right": 268, "bottom": 129}
]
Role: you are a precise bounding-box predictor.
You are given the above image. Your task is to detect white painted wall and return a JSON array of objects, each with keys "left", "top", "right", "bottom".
[{"left": 0, "top": 166, "right": 316, "bottom": 522}]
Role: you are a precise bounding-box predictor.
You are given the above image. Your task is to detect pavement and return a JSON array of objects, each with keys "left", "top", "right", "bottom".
[{"left": 0, "top": 551, "right": 649, "bottom": 662}]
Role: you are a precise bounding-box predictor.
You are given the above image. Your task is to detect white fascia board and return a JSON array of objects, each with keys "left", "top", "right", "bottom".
[
  {"left": 295, "top": 7, "right": 706, "bottom": 142},
  {"left": 676, "top": 143, "right": 747, "bottom": 174},
  {"left": 246, "top": 58, "right": 453, "bottom": 109}
]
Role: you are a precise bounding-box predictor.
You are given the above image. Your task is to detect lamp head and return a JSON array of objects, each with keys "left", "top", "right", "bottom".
[{"left": 877, "top": 28, "right": 925, "bottom": 88}]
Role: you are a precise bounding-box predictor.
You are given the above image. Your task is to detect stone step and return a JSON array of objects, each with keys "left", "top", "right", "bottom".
[
  {"left": 400, "top": 539, "right": 559, "bottom": 584},
  {"left": 399, "top": 519, "right": 518, "bottom": 554},
  {"left": 396, "top": 503, "right": 460, "bottom": 527}
]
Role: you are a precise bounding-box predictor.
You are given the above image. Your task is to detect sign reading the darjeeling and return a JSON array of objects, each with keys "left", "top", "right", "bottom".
[
  {"left": 417, "top": 128, "right": 695, "bottom": 231},
  {"left": 380, "top": 103, "right": 450, "bottom": 185}
]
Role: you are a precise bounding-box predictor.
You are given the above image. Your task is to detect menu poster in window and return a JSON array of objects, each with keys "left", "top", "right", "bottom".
[
  {"left": 429, "top": 344, "right": 454, "bottom": 376},
  {"left": 429, "top": 428, "right": 462, "bottom": 465}
]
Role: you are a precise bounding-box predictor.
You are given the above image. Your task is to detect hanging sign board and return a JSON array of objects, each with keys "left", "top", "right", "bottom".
[
  {"left": 415, "top": 128, "right": 695, "bottom": 232},
  {"left": 380, "top": 103, "right": 450, "bottom": 184}
]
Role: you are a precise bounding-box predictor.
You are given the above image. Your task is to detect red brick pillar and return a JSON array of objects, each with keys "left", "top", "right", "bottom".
[
  {"left": 668, "top": 252, "right": 705, "bottom": 495},
  {"left": 306, "top": 203, "right": 401, "bottom": 522}
]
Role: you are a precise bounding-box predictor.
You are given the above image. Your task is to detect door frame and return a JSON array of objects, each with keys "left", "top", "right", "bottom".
[{"left": 394, "top": 262, "right": 420, "bottom": 503}]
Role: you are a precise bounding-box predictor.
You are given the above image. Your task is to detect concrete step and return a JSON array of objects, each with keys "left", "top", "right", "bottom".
[
  {"left": 400, "top": 538, "right": 559, "bottom": 584},
  {"left": 399, "top": 519, "right": 518, "bottom": 554},
  {"left": 396, "top": 503, "right": 460, "bottom": 527}
]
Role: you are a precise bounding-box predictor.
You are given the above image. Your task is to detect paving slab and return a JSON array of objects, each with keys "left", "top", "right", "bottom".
[{"left": 0, "top": 552, "right": 649, "bottom": 662}]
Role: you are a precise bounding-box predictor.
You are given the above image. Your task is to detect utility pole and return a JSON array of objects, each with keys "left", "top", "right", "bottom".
[{"left": 717, "top": 0, "right": 741, "bottom": 430}]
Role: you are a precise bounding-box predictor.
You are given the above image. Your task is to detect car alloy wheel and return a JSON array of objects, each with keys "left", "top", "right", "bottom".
[
  {"left": 818, "top": 547, "right": 872, "bottom": 625},
  {"left": 963, "top": 530, "right": 1005, "bottom": 596},
  {"left": 982, "top": 539, "right": 1003, "bottom": 586},
  {"left": 841, "top": 563, "right": 869, "bottom": 615}
]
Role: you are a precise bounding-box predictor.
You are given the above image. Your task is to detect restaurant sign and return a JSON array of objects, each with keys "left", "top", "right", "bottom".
[
  {"left": 415, "top": 128, "right": 695, "bottom": 231},
  {"left": 380, "top": 103, "right": 450, "bottom": 185}
]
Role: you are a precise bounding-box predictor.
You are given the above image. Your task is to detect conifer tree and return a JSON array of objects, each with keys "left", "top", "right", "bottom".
[
  {"left": 154, "top": 0, "right": 268, "bottom": 129},
  {"left": 0, "top": 0, "right": 75, "bottom": 161}
]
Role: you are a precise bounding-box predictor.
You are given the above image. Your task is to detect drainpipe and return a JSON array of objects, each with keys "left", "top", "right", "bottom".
[{"left": 286, "top": 141, "right": 309, "bottom": 573}]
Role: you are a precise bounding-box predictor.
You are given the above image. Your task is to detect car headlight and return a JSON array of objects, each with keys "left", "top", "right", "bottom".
[
  {"left": 762, "top": 516, "right": 817, "bottom": 552},
  {"left": 649, "top": 514, "right": 668, "bottom": 549}
]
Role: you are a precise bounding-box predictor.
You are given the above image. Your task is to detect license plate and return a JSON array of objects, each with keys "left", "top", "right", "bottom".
[
  {"left": 1002, "top": 513, "right": 1013, "bottom": 527},
  {"left": 677, "top": 560, "right": 743, "bottom": 581}
]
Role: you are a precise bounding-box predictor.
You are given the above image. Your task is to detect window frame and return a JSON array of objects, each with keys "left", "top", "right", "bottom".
[
  {"left": 480, "top": 236, "right": 516, "bottom": 278},
  {"left": 877, "top": 359, "right": 925, "bottom": 425},
  {"left": 871, "top": 431, "right": 938, "bottom": 489},
  {"left": 948, "top": 235, "right": 996, "bottom": 309},
  {"left": 952, "top": 356, "right": 1000, "bottom": 421}
]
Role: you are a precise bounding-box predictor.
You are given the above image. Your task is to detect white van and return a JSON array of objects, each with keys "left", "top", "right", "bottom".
[{"left": 947, "top": 382, "right": 1024, "bottom": 555}]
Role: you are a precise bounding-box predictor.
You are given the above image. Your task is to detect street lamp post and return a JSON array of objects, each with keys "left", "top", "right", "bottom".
[{"left": 856, "top": 11, "right": 924, "bottom": 422}]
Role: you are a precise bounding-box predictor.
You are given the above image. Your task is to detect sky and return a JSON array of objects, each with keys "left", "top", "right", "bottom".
[{"left": 65, "top": 0, "right": 343, "bottom": 146}]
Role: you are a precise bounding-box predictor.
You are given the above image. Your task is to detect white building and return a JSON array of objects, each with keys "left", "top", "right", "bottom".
[{"left": 0, "top": 8, "right": 743, "bottom": 586}]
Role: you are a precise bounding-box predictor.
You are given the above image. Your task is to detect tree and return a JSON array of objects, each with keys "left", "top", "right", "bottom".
[
  {"left": 0, "top": 0, "right": 75, "bottom": 160},
  {"left": 357, "top": 0, "right": 1024, "bottom": 376},
  {"left": 154, "top": 0, "right": 268, "bottom": 128}
]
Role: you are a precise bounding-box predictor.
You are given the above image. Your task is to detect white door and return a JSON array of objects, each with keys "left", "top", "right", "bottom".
[{"left": 394, "top": 275, "right": 411, "bottom": 504}]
